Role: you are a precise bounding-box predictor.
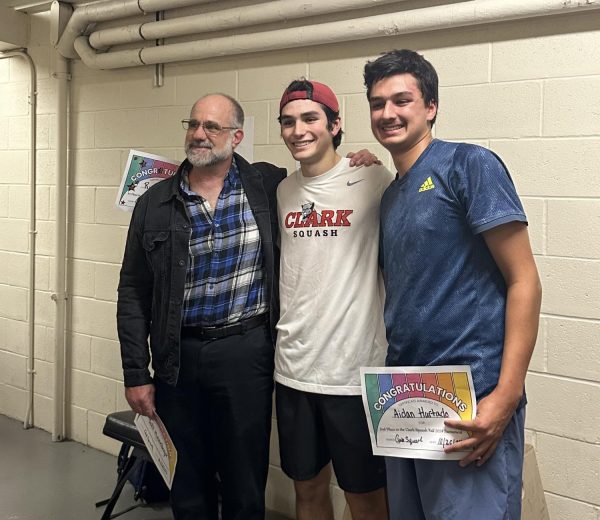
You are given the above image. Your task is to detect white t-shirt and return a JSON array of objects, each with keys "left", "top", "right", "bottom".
[{"left": 275, "top": 157, "right": 394, "bottom": 395}]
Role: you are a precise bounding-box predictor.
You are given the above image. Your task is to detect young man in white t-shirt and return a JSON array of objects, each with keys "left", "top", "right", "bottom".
[{"left": 275, "top": 79, "right": 393, "bottom": 520}]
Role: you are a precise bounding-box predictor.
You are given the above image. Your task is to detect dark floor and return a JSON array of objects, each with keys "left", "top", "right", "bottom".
[{"left": 0, "top": 413, "right": 290, "bottom": 520}]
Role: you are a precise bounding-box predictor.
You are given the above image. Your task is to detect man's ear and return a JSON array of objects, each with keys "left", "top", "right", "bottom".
[
  {"left": 426, "top": 102, "right": 437, "bottom": 124},
  {"left": 231, "top": 129, "right": 245, "bottom": 149},
  {"left": 331, "top": 117, "right": 342, "bottom": 137}
]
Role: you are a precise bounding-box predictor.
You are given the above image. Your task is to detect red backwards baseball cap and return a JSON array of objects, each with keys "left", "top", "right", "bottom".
[{"left": 279, "top": 80, "right": 340, "bottom": 113}]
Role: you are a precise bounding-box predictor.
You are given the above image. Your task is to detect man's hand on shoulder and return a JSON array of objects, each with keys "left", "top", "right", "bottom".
[
  {"left": 347, "top": 149, "right": 382, "bottom": 167},
  {"left": 443, "top": 388, "right": 519, "bottom": 467},
  {"left": 125, "top": 383, "right": 156, "bottom": 418}
]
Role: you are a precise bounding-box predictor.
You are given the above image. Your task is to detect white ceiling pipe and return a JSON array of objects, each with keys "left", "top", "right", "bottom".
[
  {"left": 56, "top": 0, "right": 145, "bottom": 58},
  {"left": 75, "top": 37, "right": 142, "bottom": 67},
  {"left": 140, "top": 0, "right": 221, "bottom": 10},
  {"left": 89, "top": 0, "right": 409, "bottom": 50},
  {"left": 55, "top": 0, "right": 220, "bottom": 59},
  {"left": 74, "top": 0, "right": 600, "bottom": 70}
]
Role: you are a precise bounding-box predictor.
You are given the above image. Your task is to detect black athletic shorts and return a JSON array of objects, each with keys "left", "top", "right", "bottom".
[{"left": 275, "top": 383, "right": 386, "bottom": 493}]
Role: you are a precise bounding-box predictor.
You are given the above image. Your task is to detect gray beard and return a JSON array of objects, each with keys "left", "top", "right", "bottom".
[{"left": 186, "top": 139, "right": 233, "bottom": 168}]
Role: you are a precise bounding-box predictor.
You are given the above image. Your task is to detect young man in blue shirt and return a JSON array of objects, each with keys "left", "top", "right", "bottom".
[{"left": 363, "top": 49, "right": 542, "bottom": 519}]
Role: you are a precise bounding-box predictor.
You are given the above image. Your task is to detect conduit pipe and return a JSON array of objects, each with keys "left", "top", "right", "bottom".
[
  {"left": 0, "top": 50, "right": 37, "bottom": 430},
  {"left": 55, "top": 0, "right": 220, "bottom": 59},
  {"left": 72, "top": 0, "right": 600, "bottom": 70},
  {"left": 88, "top": 0, "right": 408, "bottom": 50},
  {"left": 52, "top": 53, "right": 69, "bottom": 442}
]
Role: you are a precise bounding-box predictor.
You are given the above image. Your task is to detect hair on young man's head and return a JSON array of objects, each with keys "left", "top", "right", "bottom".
[
  {"left": 364, "top": 49, "right": 439, "bottom": 126},
  {"left": 279, "top": 79, "right": 343, "bottom": 149}
]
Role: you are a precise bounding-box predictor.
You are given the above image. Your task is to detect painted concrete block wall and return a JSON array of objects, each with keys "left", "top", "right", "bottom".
[{"left": 0, "top": 8, "right": 599, "bottom": 519}]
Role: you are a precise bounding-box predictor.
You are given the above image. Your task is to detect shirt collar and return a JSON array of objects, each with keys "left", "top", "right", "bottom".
[{"left": 179, "top": 157, "right": 239, "bottom": 199}]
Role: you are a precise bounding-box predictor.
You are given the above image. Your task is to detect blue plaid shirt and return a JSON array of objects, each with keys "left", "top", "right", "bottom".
[{"left": 180, "top": 159, "right": 267, "bottom": 326}]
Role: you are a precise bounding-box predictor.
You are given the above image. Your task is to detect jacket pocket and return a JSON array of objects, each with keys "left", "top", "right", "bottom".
[
  {"left": 142, "top": 230, "right": 169, "bottom": 251},
  {"left": 142, "top": 230, "right": 170, "bottom": 275}
]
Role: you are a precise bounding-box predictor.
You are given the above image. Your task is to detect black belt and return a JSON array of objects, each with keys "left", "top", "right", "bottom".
[{"left": 181, "top": 314, "right": 268, "bottom": 340}]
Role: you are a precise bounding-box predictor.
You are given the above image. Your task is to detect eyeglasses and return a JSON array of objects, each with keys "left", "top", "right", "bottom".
[{"left": 181, "top": 119, "right": 239, "bottom": 135}]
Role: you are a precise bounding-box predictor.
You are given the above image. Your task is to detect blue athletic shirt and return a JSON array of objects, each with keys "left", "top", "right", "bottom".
[{"left": 380, "top": 139, "right": 527, "bottom": 399}]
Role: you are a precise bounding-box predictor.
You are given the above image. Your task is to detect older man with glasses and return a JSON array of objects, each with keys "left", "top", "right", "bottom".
[
  {"left": 118, "top": 92, "right": 378, "bottom": 519},
  {"left": 117, "top": 93, "right": 287, "bottom": 520}
]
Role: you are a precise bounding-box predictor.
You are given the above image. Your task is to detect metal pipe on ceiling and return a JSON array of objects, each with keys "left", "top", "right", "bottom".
[
  {"left": 55, "top": 0, "right": 220, "bottom": 59},
  {"left": 70, "top": 0, "right": 600, "bottom": 70},
  {"left": 88, "top": 0, "right": 408, "bottom": 50}
]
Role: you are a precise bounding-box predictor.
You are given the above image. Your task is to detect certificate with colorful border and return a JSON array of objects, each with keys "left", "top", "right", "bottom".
[
  {"left": 134, "top": 413, "right": 178, "bottom": 489},
  {"left": 115, "top": 150, "right": 180, "bottom": 212},
  {"left": 360, "top": 366, "right": 476, "bottom": 460}
]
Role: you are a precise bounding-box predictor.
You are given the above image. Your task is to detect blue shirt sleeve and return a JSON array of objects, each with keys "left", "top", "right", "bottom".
[{"left": 450, "top": 144, "right": 527, "bottom": 235}]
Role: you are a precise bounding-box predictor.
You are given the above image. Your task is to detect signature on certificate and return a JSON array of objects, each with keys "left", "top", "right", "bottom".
[{"left": 395, "top": 434, "right": 424, "bottom": 446}]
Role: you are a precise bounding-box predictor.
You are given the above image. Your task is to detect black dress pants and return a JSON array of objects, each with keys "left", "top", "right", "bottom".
[{"left": 155, "top": 323, "right": 274, "bottom": 520}]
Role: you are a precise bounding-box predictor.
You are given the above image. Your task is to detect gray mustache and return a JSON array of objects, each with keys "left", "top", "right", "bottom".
[{"left": 187, "top": 141, "right": 212, "bottom": 149}]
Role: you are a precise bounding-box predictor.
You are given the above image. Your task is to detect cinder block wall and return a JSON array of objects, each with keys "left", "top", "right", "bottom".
[{"left": 0, "top": 8, "right": 599, "bottom": 519}]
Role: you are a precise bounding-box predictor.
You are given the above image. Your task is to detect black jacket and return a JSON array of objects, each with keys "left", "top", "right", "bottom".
[{"left": 117, "top": 153, "right": 287, "bottom": 387}]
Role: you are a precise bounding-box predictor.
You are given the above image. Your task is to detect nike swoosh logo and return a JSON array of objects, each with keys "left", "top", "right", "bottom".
[{"left": 347, "top": 179, "right": 364, "bottom": 186}]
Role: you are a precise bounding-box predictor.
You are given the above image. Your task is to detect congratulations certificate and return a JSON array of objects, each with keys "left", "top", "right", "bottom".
[
  {"left": 134, "top": 413, "right": 178, "bottom": 489},
  {"left": 360, "top": 366, "right": 476, "bottom": 460},
  {"left": 115, "top": 150, "right": 180, "bottom": 212}
]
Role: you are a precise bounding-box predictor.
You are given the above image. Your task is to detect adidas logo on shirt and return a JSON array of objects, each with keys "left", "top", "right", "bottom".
[{"left": 418, "top": 176, "right": 435, "bottom": 192}]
